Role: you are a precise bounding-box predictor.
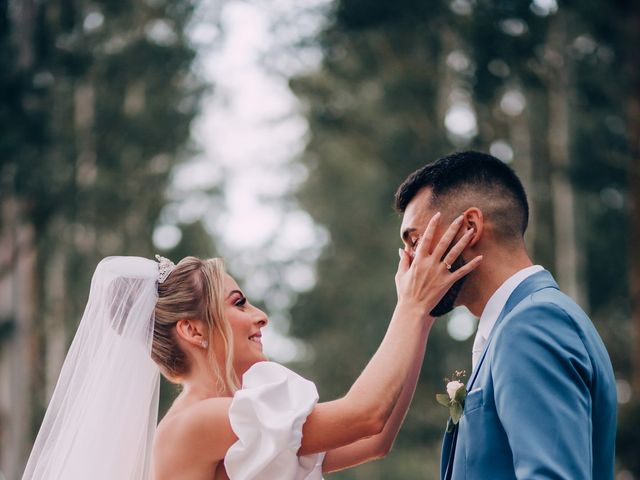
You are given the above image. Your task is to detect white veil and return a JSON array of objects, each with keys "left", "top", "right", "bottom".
[{"left": 22, "top": 256, "right": 162, "bottom": 480}]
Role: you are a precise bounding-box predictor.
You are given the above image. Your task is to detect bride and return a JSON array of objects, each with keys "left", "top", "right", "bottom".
[{"left": 22, "top": 213, "right": 479, "bottom": 479}]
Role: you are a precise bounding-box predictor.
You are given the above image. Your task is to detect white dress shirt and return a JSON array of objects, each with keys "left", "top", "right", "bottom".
[{"left": 471, "top": 265, "right": 544, "bottom": 370}]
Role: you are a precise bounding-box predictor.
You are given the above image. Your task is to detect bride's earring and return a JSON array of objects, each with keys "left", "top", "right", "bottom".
[{"left": 201, "top": 340, "right": 209, "bottom": 349}]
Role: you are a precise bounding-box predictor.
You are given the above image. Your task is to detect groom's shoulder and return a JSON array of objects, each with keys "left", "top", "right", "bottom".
[
  {"left": 498, "top": 286, "right": 609, "bottom": 364},
  {"left": 504, "top": 284, "right": 567, "bottom": 316},
  {"left": 505, "top": 284, "right": 590, "bottom": 329},
  {"left": 498, "top": 293, "right": 584, "bottom": 347},
  {"left": 492, "top": 282, "right": 615, "bottom": 396}
]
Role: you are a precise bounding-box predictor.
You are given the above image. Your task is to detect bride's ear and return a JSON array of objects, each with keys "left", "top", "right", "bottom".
[{"left": 175, "top": 319, "right": 207, "bottom": 348}]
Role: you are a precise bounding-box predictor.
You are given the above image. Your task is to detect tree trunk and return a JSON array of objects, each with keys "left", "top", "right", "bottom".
[
  {"left": 9, "top": 0, "right": 36, "bottom": 69},
  {"left": 628, "top": 5, "right": 640, "bottom": 395},
  {"left": 43, "top": 234, "right": 68, "bottom": 400},
  {"left": 0, "top": 197, "right": 38, "bottom": 480},
  {"left": 0, "top": 195, "right": 18, "bottom": 479},
  {"left": 546, "top": 12, "right": 586, "bottom": 309},
  {"left": 525, "top": 86, "right": 556, "bottom": 270}
]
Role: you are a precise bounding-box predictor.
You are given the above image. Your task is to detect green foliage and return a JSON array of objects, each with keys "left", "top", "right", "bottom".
[
  {"left": 290, "top": 2, "right": 472, "bottom": 478},
  {"left": 0, "top": 0, "right": 215, "bottom": 461},
  {"left": 290, "top": 0, "right": 636, "bottom": 477}
]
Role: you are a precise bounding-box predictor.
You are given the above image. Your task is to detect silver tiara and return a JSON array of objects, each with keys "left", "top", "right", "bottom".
[{"left": 155, "top": 254, "right": 176, "bottom": 284}]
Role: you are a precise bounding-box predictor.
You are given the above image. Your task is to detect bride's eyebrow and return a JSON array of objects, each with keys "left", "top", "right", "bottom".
[{"left": 226, "top": 289, "right": 244, "bottom": 299}]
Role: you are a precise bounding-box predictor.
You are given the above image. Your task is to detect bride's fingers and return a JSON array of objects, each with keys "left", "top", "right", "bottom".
[
  {"left": 447, "top": 255, "right": 483, "bottom": 283},
  {"left": 430, "top": 215, "right": 465, "bottom": 262},
  {"left": 396, "top": 248, "right": 411, "bottom": 276},
  {"left": 442, "top": 228, "right": 474, "bottom": 268},
  {"left": 414, "top": 212, "right": 441, "bottom": 258}
]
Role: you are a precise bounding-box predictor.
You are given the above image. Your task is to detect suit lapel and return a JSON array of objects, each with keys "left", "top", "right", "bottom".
[
  {"left": 466, "top": 270, "right": 558, "bottom": 391},
  {"left": 441, "top": 270, "right": 559, "bottom": 479},
  {"left": 441, "top": 426, "right": 457, "bottom": 480}
]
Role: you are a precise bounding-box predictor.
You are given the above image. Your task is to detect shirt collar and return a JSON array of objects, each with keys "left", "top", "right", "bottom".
[{"left": 475, "top": 265, "right": 544, "bottom": 341}]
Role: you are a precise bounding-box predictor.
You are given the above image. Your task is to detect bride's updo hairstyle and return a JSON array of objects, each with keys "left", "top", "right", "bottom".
[{"left": 152, "top": 256, "right": 239, "bottom": 393}]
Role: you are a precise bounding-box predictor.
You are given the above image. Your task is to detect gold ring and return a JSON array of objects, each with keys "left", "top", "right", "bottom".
[{"left": 444, "top": 261, "right": 452, "bottom": 270}]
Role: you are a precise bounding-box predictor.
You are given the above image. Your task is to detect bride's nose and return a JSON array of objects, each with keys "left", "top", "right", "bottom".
[{"left": 253, "top": 307, "right": 268, "bottom": 327}]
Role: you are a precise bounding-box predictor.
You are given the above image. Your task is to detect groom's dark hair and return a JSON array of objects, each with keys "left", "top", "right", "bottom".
[{"left": 395, "top": 151, "right": 529, "bottom": 241}]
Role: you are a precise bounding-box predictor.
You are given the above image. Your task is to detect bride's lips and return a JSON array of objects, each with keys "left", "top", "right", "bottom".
[{"left": 248, "top": 332, "right": 262, "bottom": 346}]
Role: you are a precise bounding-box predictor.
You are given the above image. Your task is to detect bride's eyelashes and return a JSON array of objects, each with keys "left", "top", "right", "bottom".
[{"left": 227, "top": 289, "right": 248, "bottom": 308}]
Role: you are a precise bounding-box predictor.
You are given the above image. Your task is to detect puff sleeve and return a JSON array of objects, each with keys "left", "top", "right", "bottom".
[{"left": 224, "top": 361, "right": 325, "bottom": 479}]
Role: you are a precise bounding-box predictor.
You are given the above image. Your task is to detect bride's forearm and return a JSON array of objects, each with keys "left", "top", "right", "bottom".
[
  {"left": 321, "top": 325, "right": 429, "bottom": 472},
  {"left": 344, "top": 300, "right": 431, "bottom": 427},
  {"left": 369, "top": 322, "right": 428, "bottom": 452},
  {"left": 299, "top": 301, "right": 431, "bottom": 455}
]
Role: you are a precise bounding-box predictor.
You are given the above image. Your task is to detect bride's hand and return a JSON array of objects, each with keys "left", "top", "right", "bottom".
[{"left": 395, "top": 212, "right": 482, "bottom": 316}]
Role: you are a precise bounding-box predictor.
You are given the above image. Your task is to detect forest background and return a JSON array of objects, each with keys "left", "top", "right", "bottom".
[{"left": 1, "top": 0, "right": 639, "bottom": 479}]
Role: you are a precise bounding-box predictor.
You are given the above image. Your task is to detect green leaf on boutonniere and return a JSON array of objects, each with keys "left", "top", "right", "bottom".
[
  {"left": 436, "top": 394, "right": 450, "bottom": 407},
  {"left": 454, "top": 386, "right": 467, "bottom": 403},
  {"left": 450, "top": 401, "right": 463, "bottom": 423}
]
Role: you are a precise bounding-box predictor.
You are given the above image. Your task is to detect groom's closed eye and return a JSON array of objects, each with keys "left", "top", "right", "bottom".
[
  {"left": 401, "top": 229, "right": 420, "bottom": 252},
  {"left": 401, "top": 228, "right": 415, "bottom": 244},
  {"left": 407, "top": 240, "right": 420, "bottom": 259}
]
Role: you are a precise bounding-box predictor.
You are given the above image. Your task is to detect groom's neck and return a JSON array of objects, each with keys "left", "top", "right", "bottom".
[{"left": 462, "top": 245, "right": 533, "bottom": 317}]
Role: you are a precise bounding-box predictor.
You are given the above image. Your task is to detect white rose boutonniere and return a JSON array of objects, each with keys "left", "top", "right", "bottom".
[
  {"left": 446, "top": 380, "right": 464, "bottom": 399},
  {"left": 436, "top": 370, "right": 467, "bottom": 432}
]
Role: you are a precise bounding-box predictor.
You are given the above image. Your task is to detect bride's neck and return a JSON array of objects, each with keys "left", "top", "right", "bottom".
[
  {"left": 179, "top": 357, "right": 231, "bottom": 400},
  {"left": 180, "top": 377, "right": 225, "bottom": 400}
]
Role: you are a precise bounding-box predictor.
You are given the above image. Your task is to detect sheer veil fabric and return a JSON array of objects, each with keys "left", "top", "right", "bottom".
[{"left": 22, "top": 257, "right": 161, "bottom": 480}]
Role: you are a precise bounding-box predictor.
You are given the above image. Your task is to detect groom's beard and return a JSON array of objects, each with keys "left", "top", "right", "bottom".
[{"left": 429, "top": 256, "right": 468, "bottom": 317}]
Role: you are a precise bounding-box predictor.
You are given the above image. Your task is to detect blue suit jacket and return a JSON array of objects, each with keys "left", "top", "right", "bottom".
[{"left": 441, "top": 270, "right": 617, "bottom": 480}]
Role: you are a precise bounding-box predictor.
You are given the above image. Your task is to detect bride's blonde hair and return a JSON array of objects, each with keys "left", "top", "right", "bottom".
[{"left": 152, "top": 256, "right": 239, "bottom": 393}]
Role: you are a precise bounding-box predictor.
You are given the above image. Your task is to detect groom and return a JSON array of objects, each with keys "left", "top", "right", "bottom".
[{"left": 394, "top": 151, "right": 617, "bottom": 479}]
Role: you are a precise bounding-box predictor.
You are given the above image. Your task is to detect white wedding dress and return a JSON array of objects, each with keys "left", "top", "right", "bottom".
[
  {"left": 22, "top": 257, "right": 324, "bottom": 480},
  {"left": 225, "top": 361, "right": 325, "bottom": 480}
]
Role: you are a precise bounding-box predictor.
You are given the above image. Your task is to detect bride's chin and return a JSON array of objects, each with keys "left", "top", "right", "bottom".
[
  {"left": 253, "top": 352, "right": 267, "bottom": 362},
  {"left": 237, "top": 356, "right": 267, "bottom": 374}
]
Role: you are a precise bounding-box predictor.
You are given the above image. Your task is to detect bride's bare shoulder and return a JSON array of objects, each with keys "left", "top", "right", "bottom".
[{"left": 153, "top": 397, "right": 236, "bottom": 472}]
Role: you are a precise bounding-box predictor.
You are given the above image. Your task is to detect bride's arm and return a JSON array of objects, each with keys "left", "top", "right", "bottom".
[
  {"left": 158, "top": 297, "right": 428, "bottom": 472},
  {"left": 321, "top": 319, "right": 428, "bottom": 473},
  {"left": 298, "top": 215, "right": 479, "bottom": 455},
  {"left": 165, "top": 215, "right": 478, "bottom": 469},
  {"left": 297, "top": 300, "right": 428, "bottom": 456}
]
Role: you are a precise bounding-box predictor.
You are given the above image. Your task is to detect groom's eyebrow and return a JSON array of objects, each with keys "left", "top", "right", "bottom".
[{"left": 402, "top": 228, "right": 416, "bottom": 242}]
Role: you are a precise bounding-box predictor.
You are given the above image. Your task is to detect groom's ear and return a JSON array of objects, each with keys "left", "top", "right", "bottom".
[{"left": 462, "top": 208, "right": 483, "bottom": 247}]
